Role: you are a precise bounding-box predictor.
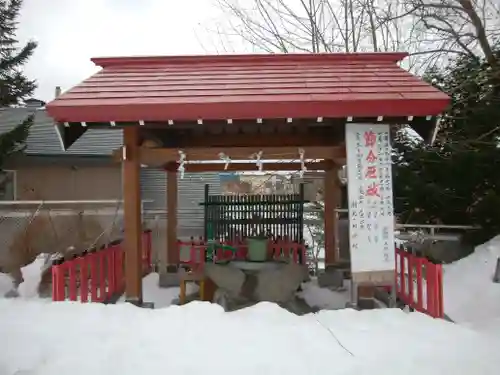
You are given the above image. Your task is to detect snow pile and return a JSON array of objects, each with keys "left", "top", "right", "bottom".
[
  {"left": 298, "top": 281, "right": 349, "bottom": 310},
  {"left": 0, "top": 300, "right": 499, "bottom": 375},
  {"left": 17, "top": 257, "right": 46, "bottom": 299},
  {"left": 119, "top": 272, "right": 199, "bottom": 308},
  {"left": 444, "top": 235, "right": 500, "bottom": 333},
  {"left": 0, "top": 256, "right": 46, "bottom": 298}
]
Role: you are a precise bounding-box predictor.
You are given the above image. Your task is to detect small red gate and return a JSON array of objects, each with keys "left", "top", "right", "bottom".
[
  {"left": 395, "top": 248, "right": 444, "bottom": 318},
  {"left": 51, "top": 230, "right": 152, "bottom": 302}
]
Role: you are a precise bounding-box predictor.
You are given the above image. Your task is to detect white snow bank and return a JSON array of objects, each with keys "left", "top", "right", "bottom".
[
  {"left": 0, "top": 300, "right": 499, "bottom": 375},
  {"left": 444, "top": 235, "right": 500, "bottom": 331}
]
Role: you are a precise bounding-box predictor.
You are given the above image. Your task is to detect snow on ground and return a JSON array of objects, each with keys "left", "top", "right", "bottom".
[
  {"left": 1, "top": 235, "right": 500, "bottom": 374},
  {"left": 117, "top": 272, "right": 199, "bottom": 308},
  {"left": 299, "top": 280, "right": 350, "bottom": 310},
  {"left": 1, "top": 241, "right": 500, "bottom": 374},
  {"left": 1, "top": 299, "right": 499, "bottom": 375},
  {"left": 444, "top": 235, "right": 500, "bottom": 334}
]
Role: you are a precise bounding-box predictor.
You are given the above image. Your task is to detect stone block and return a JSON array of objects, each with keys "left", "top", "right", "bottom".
[
  {"left": 159, "top": 271, "right": 181, "bottom": 287},
  {"left": 357, "top": 298, "right": 376, "bottom": 310}
]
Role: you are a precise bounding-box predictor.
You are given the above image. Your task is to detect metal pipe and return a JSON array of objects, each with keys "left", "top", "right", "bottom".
[
  {"left": 396, "top": 223, "right": 478, "bottom": 230},
  {"left": 396, "top": 233, "right": 462, "bottom": 242},
  {"left": 0, "top": 199, "right": 153, "bottom": 205}
]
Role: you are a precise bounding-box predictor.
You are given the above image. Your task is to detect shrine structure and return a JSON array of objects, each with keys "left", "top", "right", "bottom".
[{"left": 46, "top": 52, "right": 449, "bottom": 305}]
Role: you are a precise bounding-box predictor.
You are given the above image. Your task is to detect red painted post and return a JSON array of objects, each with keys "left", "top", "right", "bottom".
[
  {"left": 177, "top": 240, "right": 183, "bottom": 266},
  {"left": 237, "top": 239, "right": 248, "bottom": 260},
  {"left": 399, "top": 249, "right": 406, "bottom": 302},
  {"left": 107, "top": 247, "right": 116, "bottom": 298},
  {"left": 436, "top": 264, "right": 444, "bottom": 318},
  {"left": 89, "top": 251, "right": 99, "bottom": 302},
  {"left": 98, "top": 251, "right": 106, "bottom": 302},
  {"left": 115, "top": 245, "right": 124, "bottom": 292},
  {"left": 407, "top": 252, "right": 414, "bottom": 308},
  {"left": 426, "top": 262, "right": 436, "bottom": 317},
  {"left": 79, "top": 254, "right": 89, "bottom": 303},
  {"left": 51, "top": 260, "right": 66, "bottom": 302},
  {"left": 415, "top": 258, "right": 423, "bottom": 312},
  {"left": 394, "top": 248, "right": 399, "bottom": 295},
  {"left": 68, "top": 258, "right": 78, "bottom": 301}
]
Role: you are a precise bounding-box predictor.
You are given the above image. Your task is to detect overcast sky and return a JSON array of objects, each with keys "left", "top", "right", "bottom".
[{"left": 17, "top": 0, "right": 223, "bottom": 102}]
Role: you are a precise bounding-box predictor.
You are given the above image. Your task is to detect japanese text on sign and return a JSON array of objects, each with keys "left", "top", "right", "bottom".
[{"left": 345, "top": 123, "right": 395, "bottom": 273}]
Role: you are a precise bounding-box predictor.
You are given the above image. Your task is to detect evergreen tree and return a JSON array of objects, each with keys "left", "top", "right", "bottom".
[
  {"left": 393, "top": 49, "right": 500, "bottom": 245},
  {"left": 0, "top": 0, "right": 37, "bottom": 167}
]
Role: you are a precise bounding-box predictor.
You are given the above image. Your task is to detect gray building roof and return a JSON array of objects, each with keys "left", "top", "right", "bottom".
[{"left": 0, "top": 107, "right": 122, "bottom": 156}]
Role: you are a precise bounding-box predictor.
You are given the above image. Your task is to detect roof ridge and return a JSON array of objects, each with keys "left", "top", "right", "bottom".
[{"left": 91, "top": 52, "right": 408, "bottom": 68}]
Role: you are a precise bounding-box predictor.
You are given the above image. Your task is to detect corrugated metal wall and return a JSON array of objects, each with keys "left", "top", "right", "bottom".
[{"left": 140, "top": 168, "right": 222, "bottom": 238}]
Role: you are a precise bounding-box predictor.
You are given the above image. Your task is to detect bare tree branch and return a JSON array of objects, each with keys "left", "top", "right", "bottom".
[
  {"left": 196, "top": 0, "right": 498, "bottom": 74},
  {"left": 407, "top": 0, "right": 499, "bottom": 65}
]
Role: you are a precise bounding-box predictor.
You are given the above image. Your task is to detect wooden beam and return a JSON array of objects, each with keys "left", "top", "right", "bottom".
[
  {"left": 158, "top": 132, "right": 343, "bottom": 148},
  {"left": 122, "top": 127, "right": 143, "bottom": 303},
  {"left": 324, "top": 165, "right": 341, "bottom": 266}
]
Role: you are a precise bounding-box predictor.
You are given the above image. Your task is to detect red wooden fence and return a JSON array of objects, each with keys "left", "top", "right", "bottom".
[
  {"left": 394, "top": 248, "right": 444, "bottom": 318},
  {"left": 51, "top": 230, "right": 152, "bottom": 302},
  {"left": 51, "top": 232, "right": 444, "bottom": 319},
  {"left": 177, "top": 237, "right": 306, "bottom": 268}
]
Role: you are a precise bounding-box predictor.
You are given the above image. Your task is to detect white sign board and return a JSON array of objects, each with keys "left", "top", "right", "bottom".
[{"left": 345, "top": 123, "right": 395, "bottom": 273}]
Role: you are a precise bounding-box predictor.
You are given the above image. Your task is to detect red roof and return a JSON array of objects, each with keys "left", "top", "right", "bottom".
[{"left": 46, "top": 53, "right": 449, "bottom": 123}]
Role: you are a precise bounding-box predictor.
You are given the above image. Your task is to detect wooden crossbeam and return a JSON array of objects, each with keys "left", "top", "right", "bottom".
[{"left": 150, "top": 131, "right": 343, "bottom": 148}]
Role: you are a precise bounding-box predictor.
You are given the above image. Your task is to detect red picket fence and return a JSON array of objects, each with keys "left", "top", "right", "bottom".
[
  {"left": 178, "top": 237, "right": 306, "bottom": 268},
  {"left": 51, "top": 230, "right": 152, "bottom": 302},
  {"left": 394, "top": 247, "right": 444, "bottom": 318}
]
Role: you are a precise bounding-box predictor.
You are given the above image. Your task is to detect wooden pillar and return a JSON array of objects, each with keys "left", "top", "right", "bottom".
[
  {"left": 324, "top": 164, "right": 341, "bottom": 267},
  {"left": 166, "top": 162, "right": 179, "bottom": 270},
  {"left": 123, "top": 127, "right": 143, "bottom": 303}
]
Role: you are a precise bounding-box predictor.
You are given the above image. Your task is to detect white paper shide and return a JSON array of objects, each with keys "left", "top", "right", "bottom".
[{"left": 345, "top": 123, "right": 395, "bottom": 273}]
